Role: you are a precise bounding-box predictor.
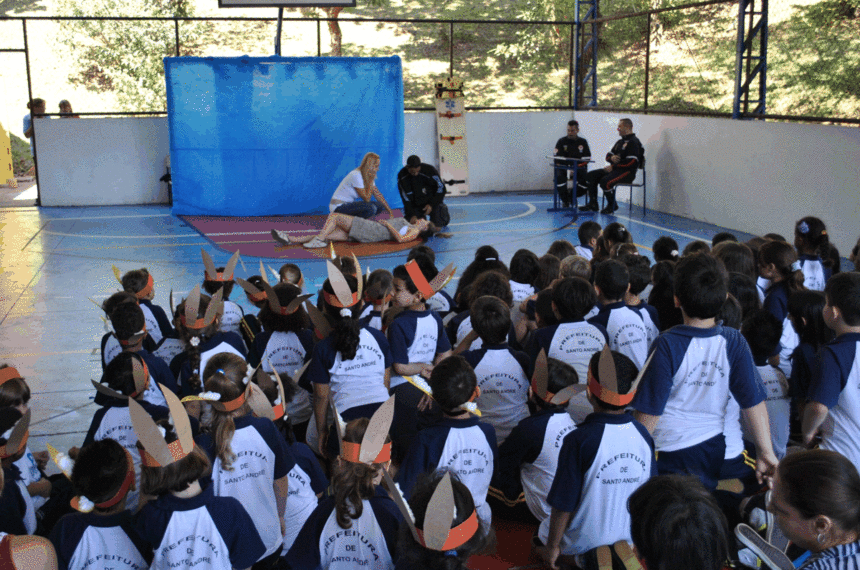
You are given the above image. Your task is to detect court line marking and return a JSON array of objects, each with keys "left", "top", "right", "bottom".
[{"left": 613, "top": 213, "right": 704, "bottom": 242}]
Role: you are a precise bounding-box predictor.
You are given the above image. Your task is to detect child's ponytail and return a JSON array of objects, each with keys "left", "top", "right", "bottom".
[
  {"left": 333, "top": 418, "right": 386, "bottom": 529},
  {"left": 175, "top": 293, "right": 220, "bottom": 394},
  {"left": 322, "top": 276, "right": 362, "bottom": 360},
  {"left": 201, "top": 353, "right": 251, "bottom": 472},
  {"left": 760, "top": 240, "right": 806, "bottom": 293},
  {"left": 795, "top": 216, "right": 831, "bottom": 266}
]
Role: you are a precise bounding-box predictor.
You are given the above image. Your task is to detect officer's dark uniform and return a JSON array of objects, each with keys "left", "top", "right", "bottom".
[
  {"left": 396, "top": 164, "right": 447, "bottom": 222},
  {"left": 553, "top": 135, "right": 591, "bottom": 207},
  {"left": 581, "top": 133, "right": 643, "bottom": 214}
]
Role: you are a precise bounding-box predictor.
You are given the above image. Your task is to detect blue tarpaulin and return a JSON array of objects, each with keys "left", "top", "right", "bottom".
[{"left": 164, "top": 56, "right": 404, "bottom": 216}]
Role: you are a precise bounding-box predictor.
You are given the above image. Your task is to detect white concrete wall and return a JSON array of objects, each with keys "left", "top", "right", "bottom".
[
  {"left": 36, "top": 117, "right": 170, "bottom": 207},
  {"left": 34, "top": 111, "right": 860, "bottom": 255}
]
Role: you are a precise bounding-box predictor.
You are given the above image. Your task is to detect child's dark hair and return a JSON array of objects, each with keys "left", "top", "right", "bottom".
[
  {"left": 102, "top": 352, "right": 147, "bottom": 396},
  {"left": 0, "top": 365, "right": 29, "bottom": 409},
  {"left": 392, "top": 264, "right": 420, "bottom": 296},
  {"left": 760, "top": 241, "right": 805, "bottom": 292},
  {"left": 322, "top": 275, "right": 363, "bottom": 360},
  {"left": 825, "top": 272, "right": 860, "bottom": 327},
  {"left": 711, "top": 232, "right": 737, "bottom": 247},
  {"left": 727, "top": 272, "right": 761, "bottom": 320},
  {"left": 454, "top": 246, "right": 509, "bottom": 307},
  {"left": 465, "top": 271, "right": 513, "bottom": 310},
  {"left": 611, "top": 242, "right": 638, "bottom": 259},
  {"left": 588, "top": 350, "right": 638, "bottom": 411},
  {"left": 824, "top": 243, "right": 841, "bottom": 274},
  {"left": 534, "top": 254, "right": 561, "bottom": 292},
  {"left": 764, "top": 233, "right": 787, "bottom": 242},
  {"left": 121, "top": 268, "right": 151, "bottom": 297},
  {"left": 741, "top": 309, "right": 782, "bottom": 361},
  {"left": 0, "top": 408, "right": 24, "bottom": 462},
  {"left": 333, "top": 256, "right": 358, "bottom": 277},
  {"left": 470, "top": 296, "right": 511, "bottom": 345},
  {"left": 673, "top": 254, "right": 728, "bottom": 320},
  {"left": 174, "top": 293, "right": 220, "bottom": 393},
  {"left": 397, "top": 470, "right": 486, "bottom": 569},
  {"left": 110, "top": 301, "right": 146, "bottom": 342},
  {"left": 279, "top": 263, "right": 302, "bottom": 286},
  {"left": 603, "top": 223, "right": 632, "bottom": 248},
  {"left": 594, "top": 260, "right": 629, "bottom": 301},
  {"left": 682, "top": 240, "right": 711, "bottom": 257},
  {"left": 202, "top": 352, "right": 252, "bottom": 471},
  {"left": 509, "top": 249, "right": 540, "bottom": 286},
  {"left": 535, "top": 289, "right": 559, "bottom": 328},
  {"left": 202, "top": 268, "right": 235, "bottom": 299},
  {"left": 101, "top": 291, "right": 138, "bottom": 317},
  {"left": 628, "top": 474, "right": 730, "bottom": 570},
  {"left": 619, "top": 254, "right": 650, "bottom": 296},
  {"left": 244, "top": 275, "right": 268, "bottom": 308},
  {"left": 71, "top": 439, "right": 130, "bottom": 511},
  {"left": 533, "top": 358, "right": 579, "bottom": 410},
  {"left": 429, "top": 356, "right": 476, "bottom": 414},
  {"left": 140, "top": 440, "right": 211, "bottom": 496},
  {"left": 546, "top": 240, "right": 576, "bottom": 261},
  {"left": 788, "top": 290, "right": 832, "bottom": 348},
  {"left": 333, "top": 417, "right": 390, "bottom": 529},
  {"left": 258, "top": 283, "right": 310, "bottom": 333},
  {"left": 716, "top": 294, "right": 742, "bottom": 330},
  {"left": 648, "top": 261, "right": 683, "bottom": 330},
  {"left": 407, "top": 244, "right": 436, "bottom": 265},
  {"left": 578, "top": 221, "right": 602, "bottom": 247},
  {"left": 794, "top": 216, "right": 830, "bottom": 261},
  {"left": 365, "top": 269, "right": 394, "bottom": 304},
  {"left": 712, "top": 241, "right": 757, "bottom": 281},
  {"left": 559, "top": 255, "right": 590, "bottom": 280},
  {"left": 652, "top": 236, "right": 680, "bottom": 262},
  {"left": 552, "top": 277, "right": 596, "bottom": 322}
]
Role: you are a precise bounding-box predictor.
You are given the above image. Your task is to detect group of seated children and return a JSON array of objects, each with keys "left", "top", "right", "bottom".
[{"left": 1, "top": 213, "right": 859, "bottom": 570}]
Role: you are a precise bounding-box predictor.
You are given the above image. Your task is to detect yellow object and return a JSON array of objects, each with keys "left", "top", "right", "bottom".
[{"left": 0, "top": 121, "right": 14, "bottom": 187}]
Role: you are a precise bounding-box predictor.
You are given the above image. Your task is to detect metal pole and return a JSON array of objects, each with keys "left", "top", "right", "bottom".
[
  {"left": 449, "top": 21, "right": 454, "bottom": 77},
  {"left": 732, "top": 0, "right": 746, "bottom": 119},
  {"left": 174, "top": 18, "right": 180, "bottom": 56},
  {"left": 22, "top": 19, "right": 40, "bottom": 205},
  {"left": 568, "top": 22, "right": 574, "bottom": 108},
  {"left": 644, "top": 13, "right": 650, "bottom": 112},
  {"left": 274, "top": 7, "right": 283, "bottom": 56},
  {"left": 317, "top": 19, "right": 321, "bottom": 56},
  {"left": 574, "top": 0, "right": 581, "bottom": 110}
]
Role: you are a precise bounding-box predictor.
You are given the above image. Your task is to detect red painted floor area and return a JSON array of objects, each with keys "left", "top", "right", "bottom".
[
  {"left": 181, "top": 211, "right": 416, "bottom": 260},
  {"left": 467, "top": 516, "right": 544, "bottom": 570}
]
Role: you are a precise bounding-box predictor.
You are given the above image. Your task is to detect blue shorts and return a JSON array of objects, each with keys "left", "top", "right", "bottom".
[{"left": 656, "top": 433, "right": 726, "bottom": 491}]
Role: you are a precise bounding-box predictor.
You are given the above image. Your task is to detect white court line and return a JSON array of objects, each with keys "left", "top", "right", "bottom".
[
  {"left": 45, "top": 213, "right": 174, "bottom": 221},
  {"left": 448, "top": 202, "right": 536, "bottom": 226},
  {"left": 612, "top": 213, "right": 704, "bottom": 242},
  {"left": 42, "top": 230, "right": 201, "bottom": 238}
]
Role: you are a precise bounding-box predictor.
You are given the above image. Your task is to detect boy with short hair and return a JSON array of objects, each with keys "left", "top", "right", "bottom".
[
  {"left": 575, "top": 221, "right": 601, "bottom": 261},
  {"left": 632, "top": 253, "right": 777, "bottom": 490},
  {"left": 588, "top": 260, "right": 649, "bottom": 369},
  {"left": 536, "top": 348, "right": 655, "bottom": 569},
  {"left": 803, "top": 272, "right": 860, "bottom": 471},
  {"left": 620, "top": 253, "right": 660, "bottom": 348},
  {"left": 462, "top": 296, "right": 530, "bottom": 444}
]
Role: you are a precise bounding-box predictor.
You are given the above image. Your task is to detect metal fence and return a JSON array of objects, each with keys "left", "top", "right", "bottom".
[{"left": 0, "top": 5, "right": 858, "bottom": 124}]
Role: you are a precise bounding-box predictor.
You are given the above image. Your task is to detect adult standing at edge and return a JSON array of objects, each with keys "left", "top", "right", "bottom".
[
  {"left": 397, "top": 155, "right": 448, "bottom": 226},
  {"left": 23, "top": 98, "right": 46, "bottom": 176},
  {"left": 553, "top": 120, "right": 591, "bottom": 209},
  {"left": 329, "top": 151, "right": 394, "bottom": 219},
  {"left": 581, "top": 118, "right": 643, "bottom": 214}
]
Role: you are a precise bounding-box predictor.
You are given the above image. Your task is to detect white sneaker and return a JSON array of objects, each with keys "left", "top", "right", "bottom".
[
  {"left": 303, "top": 237, "right": 328, "bottom": 249},
  {"left": 271, "top": 229, "right": 292, "bottom": 245}
]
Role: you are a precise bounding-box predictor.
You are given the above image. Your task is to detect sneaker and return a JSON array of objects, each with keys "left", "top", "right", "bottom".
[
  {"left": 303, "top": 237, "right": 328, "bottom": 249},
  {"left": 734, "top": 524, "right": 795, "bottom": 570},
  {"left": 581, "top": 201, "right": 599, "bottom": 212},
  {"left": 271, "top": 229, "right": 292, "bottom": 245},
  {"left": 601, "top": 202, "right": 619, "bottom": 214}
]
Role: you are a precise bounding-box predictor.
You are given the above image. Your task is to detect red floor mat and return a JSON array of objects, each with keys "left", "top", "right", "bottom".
[
  {"left": 467, "top": 516, "right": 544, "bottom": 570},
  {"left": 181, "top": 212, "right": 417, "bottom": 260}
]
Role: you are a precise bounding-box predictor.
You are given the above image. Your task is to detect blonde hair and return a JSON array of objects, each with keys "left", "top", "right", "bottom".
[
  {"left": 358, "top": 152, "right": 380, "bottom": 195},
  {"left": 201, "top": 353, "right": 251, "bottom": 471}
]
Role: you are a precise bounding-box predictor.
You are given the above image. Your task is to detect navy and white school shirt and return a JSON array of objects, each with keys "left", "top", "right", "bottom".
[
  {"left": 359, "top": 308, "right": 383, "bottom": 332},
  {"left": 588, "top": 302, "right": 649, "bottom": 369},
  {"left": 510, "top": 281, "right": 535, "bottom": 329},
  {"left": 798, "top": 254, "right": 830, "bottom": 292},
  {"left": 387, "top": 309, "right": 451, "bottom": 388},
  {"left": 808, "top": 333, "right": 860, "bottom": 471},
  {"left": 790, "top": 342, "right": 820, "bottom": 401},
  {"left": 309, "top": 326, "right": 392, "bottom": 414},
  {"left": 255, "top": 329, "right": 315, "bottom": 426},
  {"left": 139, "top": 299, "right": 173, "bottom": 345},
  {"left": 494, "top": 407, "right": 577, "bottom": 522},
  {"left": 463, "top": 343, "right": 531, "bottom": 444},
  {"left": 631, "top": 301, "right": 660, "bottom": 349},
  {"left": 0, "top": 466, "right": 30, "bottom": 536},
  {"left": 574, "top": 245, "right": 593, "bottom": 261},
  {"left": 447, "top": 311, "right": 519, "bottom": 352},
  {"left": 100, "top": 333, "right": 157, "bottom": 370},
  {"left": 96, "top": 348, "right": 178, "bottom": 410},
  {"left": 219, "top": 299, "right": 245, "bottom": 337},
  {"left": 632, "top": 324, "right": 765, "bottom": 452},
  {"left": 135, "top": 485, "right": 265, "bottom": 570},
  {"left": 427, "top": 290, "right": 455, "bottom": 316},
  {"left": 539, "top": 412, "right": 655, "bottom": 555},
  {"left": 527, "top": 320, "right": 609, "bottom": 382},
  {"left": 285, "top": 486, "right": 401, "bottom": 570},
  {"left": 169, "top": 331, "right": 246, "bottom": 396},
  {"left": 197, "top": 415, "right": 295, "bottom": 559},
  {"left": 763, "top": 281, "right": 800, "bottom": 379},
  {"left": 49, "top": 511, "right": 150, "bottom": 570},
  {"left": 283, "top": 442, "right": 329, "bottom": 553},
  {"left": 397, "top": 416, "right": 497, "bottom": 527}
]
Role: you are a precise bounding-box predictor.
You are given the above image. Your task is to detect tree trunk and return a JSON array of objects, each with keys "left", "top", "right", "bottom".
[{"left": 324, "top": 7, "right": 344, "bottom": 56}]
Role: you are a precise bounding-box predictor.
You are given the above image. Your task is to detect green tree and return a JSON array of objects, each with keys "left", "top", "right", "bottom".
[{"left": 302, "top": 0, "right": 388, "bottom": 56}]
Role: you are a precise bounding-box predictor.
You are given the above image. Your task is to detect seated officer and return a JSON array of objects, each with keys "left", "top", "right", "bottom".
[
  {"left": 553, "top": 120, "right": 591, "bottom": 208},
  {"left": 580, "top": 118, "right": 643, "bottom": 214}
]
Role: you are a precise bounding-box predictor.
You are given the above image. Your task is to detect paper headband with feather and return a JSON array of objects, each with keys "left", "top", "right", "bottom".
[
  {"left": 91, "top": 356, "right": 150, "bottom": 400},
  {"left": 178, "top": 285, "right": 224, "bottom": 331},
  {"left": 180, "top": 362, "right": 262, "bottom": 412},
  {"left": 531, "top": 350, "right": 586, "bottom": 405},
  {"left": 48, "top": 444, "right": 136, "bottom": 512},
  {"left": 235, "top": 261, "right": 272, "bottom": 303},
  {"left": 305, "top": 301, "right": 332, "bottom": 341},
  {"left": 247, "top": 360, "right": 309, "bottom": 421},
  {"left": 257, "top": 281, "right": 313, "bottom": 317},
  {"left": 112, "top": 265, "right": 154, "bottom": 299},
  {"left": 384, "top": 469, "right": 479, "bottom": 552},
  {"left": 0, "top": 409, "right": 30, "bottom": 459},
  {"left": 323, "top": 255, "right": 363, "bottom": 309},
  {"left": 405, "top": 260, "right": 457, "bottom": 301},
  {"left": 201, "top": 249, "right": 241, "bottom": 283},
  {"left": 0, "top": 367, "right": 22, "bottom": 386},
  {"left": 130, "top": 384, "right": 195, "bottom": 467},
  {"left": 587, "top": 345, "right": 651, "bottom": 407},
  {"left": 333, "top": 396, "right": 394, "bottom": 464}
]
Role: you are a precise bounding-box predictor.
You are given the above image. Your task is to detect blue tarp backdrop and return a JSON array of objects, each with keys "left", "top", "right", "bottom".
[{"left": 164, "top": 56, "right": 404, "bottom": 216}]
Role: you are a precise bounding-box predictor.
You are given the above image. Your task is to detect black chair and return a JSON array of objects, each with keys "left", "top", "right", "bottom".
[{"left": 603, "top": 155, "right": 646, "bottom": 215}]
